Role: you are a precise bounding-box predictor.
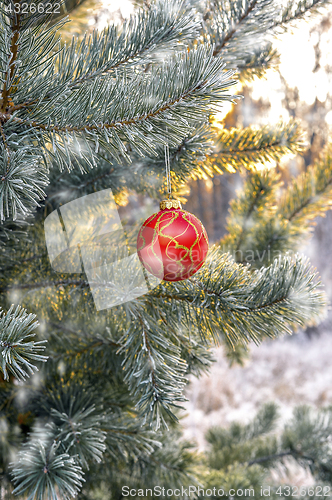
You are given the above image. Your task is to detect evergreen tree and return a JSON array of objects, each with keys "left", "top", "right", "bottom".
[
  {"left": 0, "top": 0, "right": 331, "bottom": 498},
  {"left": 203, "top": 403, "right": 332, "bottom": 500}
]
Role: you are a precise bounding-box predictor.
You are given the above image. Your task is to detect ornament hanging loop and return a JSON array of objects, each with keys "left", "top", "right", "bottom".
[
  {"left": 161, "top": 130, "right": 181, "bottom": 209},
  {"left": 164, "top": 142, "right": 171, "bottom": 200}
]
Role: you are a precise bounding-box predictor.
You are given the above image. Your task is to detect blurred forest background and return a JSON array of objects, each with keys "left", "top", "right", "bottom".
[{"left": 60, "top": 0, "right": 332, "bottom": 467}]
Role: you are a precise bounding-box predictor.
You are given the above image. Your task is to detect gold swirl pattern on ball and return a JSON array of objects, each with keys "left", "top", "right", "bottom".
[{"left": 137, "top": 208, "right": 209, "bottom": 281}]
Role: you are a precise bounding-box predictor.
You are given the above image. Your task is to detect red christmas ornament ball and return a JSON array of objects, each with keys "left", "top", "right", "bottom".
[{"left": 137, "top": 199, "right": 209, "bottom": 282}]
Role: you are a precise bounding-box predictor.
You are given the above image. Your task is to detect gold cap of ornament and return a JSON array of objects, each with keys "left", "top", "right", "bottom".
[{"left": 160, "top": 199, "right": 182, "bottom": 210}]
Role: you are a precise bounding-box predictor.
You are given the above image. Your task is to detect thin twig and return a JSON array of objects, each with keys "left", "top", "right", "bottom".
[
  {"left": 0, "top": 279, "right": 89, "bottom": 293},
  {"left": 0, "top": 121, "right": 10, "bottom": 170},
  {"left": 1, "top": 10, "right": 21, "bottom": 111},
  {"left": 137, "top": 312, "right": 158, "bottom": 396},
  {"left": 3, "top": 80, "right": 209, "bottom": 134},
  {"left": 247, "top": 450, "right": 315, "bottom": 466},
  {"left": 213, "top": 0, "right": 259, "bottom": 57},
  {"left": 149, "top": 282, "right": 289, "bottom": 312}
]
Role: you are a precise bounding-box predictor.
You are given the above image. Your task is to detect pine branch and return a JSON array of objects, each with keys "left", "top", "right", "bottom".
[
  {"left": 247, "top": 403, "right": 280, "bottom": 439},
  {"left": 50, "top": 406, "right": 106, "bottom": 469},
  {"left": 237, "top": 44, "right": 280, "bottom": 82},
  {"left": 209, "top": 121, "right": 305, "bottom": 172},
  {"left": 28, "top": 371, "right": 160, "bottom": 460},
  {"left": 0, "top": 16, "right": 68, "bottom": 113},
  {"left": 204, "top": 403, "right": 332, "bottom": 497},
  {"left": 0, "top": 147, "right": 48, "bottom": 221},
  {"left": 203, "top": 0, "right": 279, "bottom": 76},
  {"left": 0, "top": 4, "right": 20, "bottom": 112},
  {"left": 40, "top": 387, "right": 107, "bottom": 469},
  {"left": 0, "top": 187, "right": 325, "bottom": 427},
  {"left": 179, "top": 334, "right": 215, "bottom": 377},
  {"left": 137, "top": 431, "right": 197, "bottom": 485},
  {"left": 0, "top": 0, "right": 200, "bottom": 112},
  {"left": 205, "top": 403, "right": 280, "bottom": 471},
  {"left": 277, "top": 0, "right": 332, "bottom": 28},
  {"left": 281, "top": 406, "right": 332, "bottom": 482},
  {"left": 221, "top": 168, "right": 282, "bottom": 259},
  {"left": 204, "top": 0, "right": 331, "bottom": 76},
  {"left": 206, "top": 403, "right": 279, "bottom": 449},
  {"left": 0, "top": 41, "right": 238, "bottom": 182},
  {"left": 223, "top": 341, "right": 251, "bottom": 366},
  {"left": 0, "top": 305, "right": 47, "bottom": 381},
  {"left": 278, "top": 143, "right": 332, "bottom": 233},
  {"left": 223, "top": 144, "right": 332, "bottom": 267},
  {"left": 0, "top": 218, "right": 31, "bottom": 285},
  {"left": 211, "top": 0, "right": 260, "bottom": 58},
  {"left": 118, "top": 305, "right": 188, "bottom": 430},
  {"left": 149, "top": 250, "right": 326, "bottom": 347},
  {"left": 42, "top": 124, "right": 216, "bottom": 206},
  {"left": 0, "top": 1, "right": 238, "bottom": 196},
  {"left": 58, "top": 0, "right": 201, "bottom": 86},
  {"left": 10, "top": 46, "right": 237, "bottom": 160},
  {"left": 11, "top": 427, "right": 84, "bottom": 500},
  {"left": 136, "top": 124, "right": 216, "bottom": 186},
  {"left": 0, "top": 119, "right": 10, "bottom": 158},
  {"left": 0, "top": 0, "right": 200, "bottom": 105},
  {"left": 49, "top": 322, "right": 121, "bottom": 351},
  {"left": 82, "top": 430, "right": 197, "bottom": 497},
  {"left": 44, "top": 322, "right": 125, "bottom": 388},
  {"left": 104, "top": 415, "right": 159, "bottom": 461},
  {"left": 0, "top": 7, "right": 12, "bottom": 91},
  {"left": 0, "top": 1, "right": 67, "bottom": 32},
  {"left": 0, "top": 216, "right": 28, "bottom": 244},
  {"left": 246, "top": 450, "right": 309, "bottom": 466}
]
